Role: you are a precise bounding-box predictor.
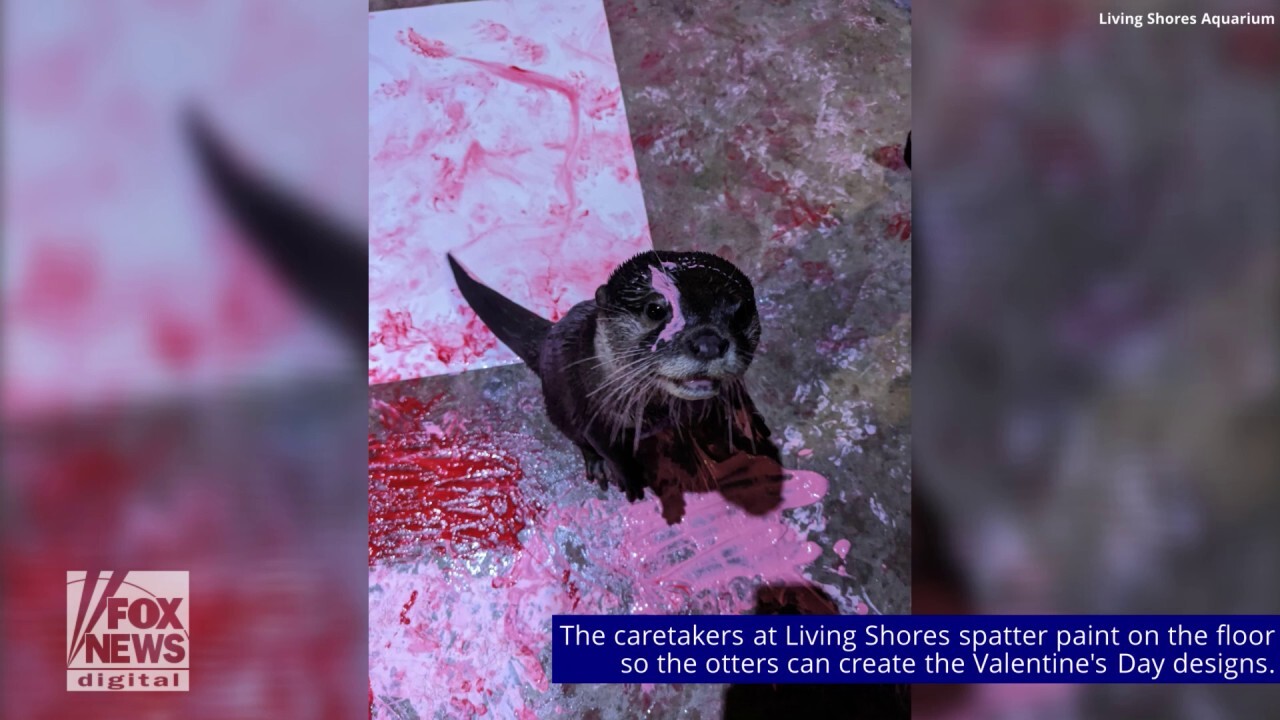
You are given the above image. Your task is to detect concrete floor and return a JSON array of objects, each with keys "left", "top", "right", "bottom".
[{"left": 369, "top": 0, "right": 911, "bottom": 717}]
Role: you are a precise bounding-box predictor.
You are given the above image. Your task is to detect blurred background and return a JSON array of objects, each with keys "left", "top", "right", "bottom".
[
  {"left": 2, "top": 1, "right": 368, "bottom": 718},
  {"left": 914, "top": 0, "right": 1279, "bottom": 718}
]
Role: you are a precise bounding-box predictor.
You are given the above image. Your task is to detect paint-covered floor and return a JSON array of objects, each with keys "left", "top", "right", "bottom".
[{"left": 368, "top": 0, "right": 911, "bottom": 717}]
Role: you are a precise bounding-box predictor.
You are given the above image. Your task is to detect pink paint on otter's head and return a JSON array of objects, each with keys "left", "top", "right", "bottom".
[{"left": 649, "top": 266, "right": 686, "bottom": 346}]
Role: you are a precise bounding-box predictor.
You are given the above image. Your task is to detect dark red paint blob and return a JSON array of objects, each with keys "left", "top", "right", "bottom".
[
  {"left": 399, "top": 590, "right": 418, "bottom": 625},
  {"left": 885, "top": 212, "right": 912, "bottom": 241},
  {"left": 368, "top": 394, "right": 536, "bottom": 565},
  {"left": 632, "top": 132, "right": 658, "bottom": 151},
  {"left": 871, "top": 144, "right": 906, "bottom": 171}
]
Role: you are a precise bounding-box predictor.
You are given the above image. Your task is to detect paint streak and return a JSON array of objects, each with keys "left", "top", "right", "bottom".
[
  {"left": 401, "top": 28, "right": 452, "bottom": 59},
  {"left": 650, "top": 266, "right": 686, "bottom": 346},
  {"left": 801, "top": 260, "right": 835, "bottom": 285},
  {"left": 458, "top": 59, "right": 582, "bottom": 216},
  {"left": 367, "top": 396, "right": 536, "bottom": 565},
  {"left": 885, "top": 212, "right": 912, "bottom": 241},
  {"left": 399, "top": 590, "right": 419, "bottom": 625},
  {"left": 871, "top": 144, "right": 906, "bottom": 171},
  {"left": 513, "top": 36, "right": 548, "bottom": 64},
  {"left": 771, "top": 195, "right": 836, "bottom": 240}
]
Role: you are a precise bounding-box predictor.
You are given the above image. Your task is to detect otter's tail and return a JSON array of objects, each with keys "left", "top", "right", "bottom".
[
  {"left": 447, "top": 253, "right": 551, "bottom": 369},
  {"left": 184, "top": 109, "right": 367, "bottom": 356}
]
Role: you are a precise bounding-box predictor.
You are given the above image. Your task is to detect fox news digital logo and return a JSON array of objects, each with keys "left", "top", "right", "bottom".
[{"left": 67, "top": 571, "right": 190, "bottom": 692}]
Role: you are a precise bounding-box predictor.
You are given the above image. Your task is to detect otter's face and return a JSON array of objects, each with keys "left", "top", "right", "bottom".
[{"left": 595, "top": 251, "right": 762, "bottom": 402}]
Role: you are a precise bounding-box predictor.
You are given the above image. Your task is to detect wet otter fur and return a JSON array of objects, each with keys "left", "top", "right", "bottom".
[{"left": 448, "top": 250, "right": 781, "bottom": 502}]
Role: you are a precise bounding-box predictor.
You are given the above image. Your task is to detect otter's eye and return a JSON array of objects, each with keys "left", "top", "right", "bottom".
[{"left": 644, "top": 300, "right": 670, "bottom": 322}]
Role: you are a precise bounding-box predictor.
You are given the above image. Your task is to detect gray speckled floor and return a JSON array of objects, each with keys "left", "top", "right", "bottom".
[{"left": 369, "top": 0, "right": 911, "bottom": 716}]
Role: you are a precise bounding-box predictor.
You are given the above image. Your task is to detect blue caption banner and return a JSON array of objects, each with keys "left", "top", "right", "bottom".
[{"left": 551, "top": 615, "right": 1280, "bottom": 684}]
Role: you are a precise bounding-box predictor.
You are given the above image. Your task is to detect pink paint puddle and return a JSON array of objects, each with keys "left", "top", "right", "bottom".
[{"left": 370, "top": 466, "right": 830, "bottom": 717}]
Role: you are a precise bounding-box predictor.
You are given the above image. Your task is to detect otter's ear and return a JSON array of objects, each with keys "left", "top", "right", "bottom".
[{"left": 595, "top": 285, "right": 609, "bottom": 307}]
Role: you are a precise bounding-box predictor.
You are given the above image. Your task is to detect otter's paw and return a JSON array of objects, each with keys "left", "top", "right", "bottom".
[
  {"left": 581, "top": 450, "right": 610, "bottom": 491},
  {"left": 624, "top": 481, "right": 645, "bottom": 503}
]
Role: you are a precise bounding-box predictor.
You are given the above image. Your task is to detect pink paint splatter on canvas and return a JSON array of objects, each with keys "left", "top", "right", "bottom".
[
  {"left": 649, "top": 266, "right": 686, "bottom": 346},
  {"left": 400, "top": 28, "right": 452, "bottom": 58},
  {"left": 368, "top": 0, "right": 652, "bottom": 385}
]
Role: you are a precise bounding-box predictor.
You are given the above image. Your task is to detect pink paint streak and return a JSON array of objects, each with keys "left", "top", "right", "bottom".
[
  {"left": 399, "top": 590, "right": 418, "bottom": 625},
  {"left": 401, "top": 28, "right": 452, "bottom": 58},
  {"left": 650, "top": 266, "right": 686, "bottom": 346}
]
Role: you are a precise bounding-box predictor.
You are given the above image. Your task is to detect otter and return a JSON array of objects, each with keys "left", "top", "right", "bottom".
[
  {"left": 183, "top": 111, "right": 780, "bottom": 503},
  {"left": 448, "top": 251, "right": 781, "bottom": 501}
]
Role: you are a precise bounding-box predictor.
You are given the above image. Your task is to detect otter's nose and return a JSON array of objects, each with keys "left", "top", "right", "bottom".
[{"left": 686, "top": 329, "right": 729, "bottom": 360}]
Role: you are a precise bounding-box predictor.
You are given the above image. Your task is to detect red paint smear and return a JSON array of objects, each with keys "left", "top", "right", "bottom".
[
  {"left": 401, "top": 28, "right": 452, "bottom": 59},
  {"left": 771, "top": 195, "right": 836, "bottom": 240},
  {"left": 513, "top": 36, "right": 548, "bottom": 64},
  {"left": 151, "top": 314, "right": 201, "bottom": 369},
  {"left": 374, "top": 127, "right": 435, "bottom": 167},
  {"left": 11, "top": 241, "right": 97, "bottom": 322},
  {"left": 561, "top": 569, "right": 582, "bottom": 610},
  {"left": 458, "top": 59, "right": 582, "bottom": 216},
  {"left": 474, "top": 20, "right": 510, "bottom": 42},
  {"left": 377, "top": 78, "right": 411, "bottom": 99},
  {"left": 885, "top": 212, "right": 912, "bottom": 241},
  {"left": 439, "top": 309, "right": 500, "bottom": 366},
  {"left": 370, "top": 309, "right": 432, "bottom": 351},
  {"left": 374, "top": 392, "right": 445, "bottom": 433},
  {"left": 723, "top": 130, "right": 837, "bottom": 240},
  {"left": 801, "top": 261, "right": 835, "bottom": 285},
  {"left": 871, "top": 144, "right": 906, "bottom": 171},
  {"left": 584, "top": 85, "right": 622, "bottom": 120},
  {"left": 399, "top": 590, "right": 418, "bottom": 625},
  {"left": 368, "top": 395, "right": 535, "bottom": 565}
]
